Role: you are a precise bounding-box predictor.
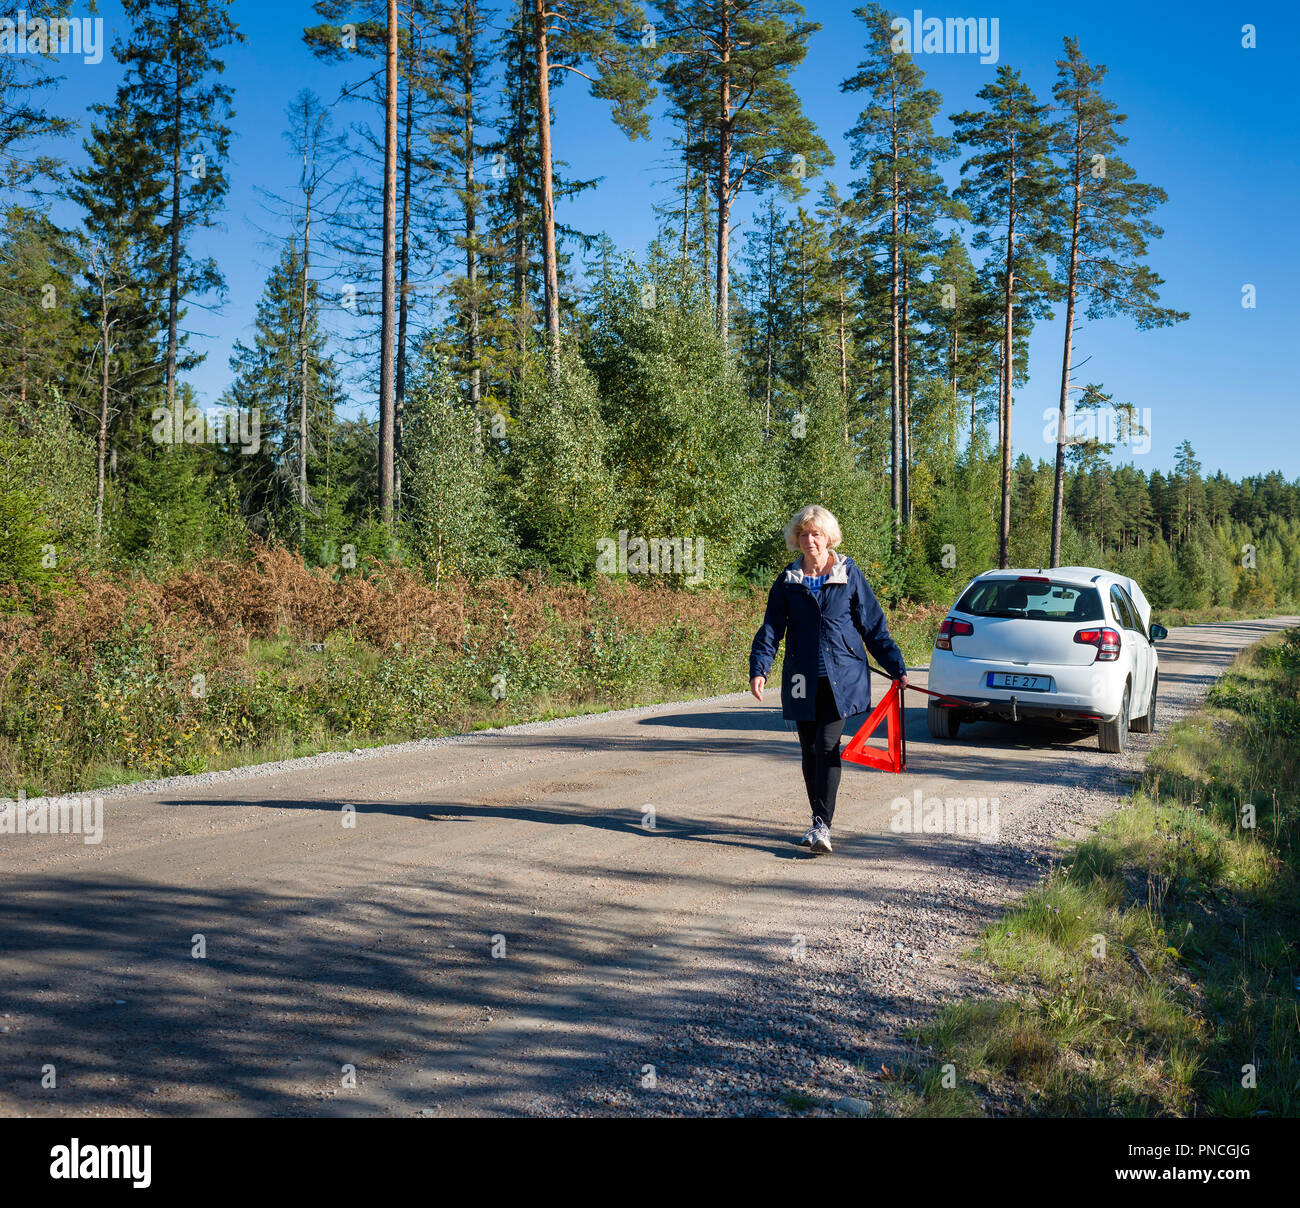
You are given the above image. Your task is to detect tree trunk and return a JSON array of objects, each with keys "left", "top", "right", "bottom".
[
  {"left": 96, "top": 280, "right": 111, "bottom": 546},
  {"left": 512, "top": 0, "right": 527, "bottom": 384},
  {"left": 764, "top": 222, "right": 773, "bottom": 434},
  {"left": 395, "top": 22, "right": 415, "bottom": 519},
  {"left": 165, "top": 9, "right": 183, "bottom": 417},
  {"left": 715, "top": 7, "right": 732, "bottom": 339},
  {"left": 999, "top": 173, "right": 1017, "bottom": 570},
  {"left": 889, "top": 162, "right": 900, "bottom": 540},
  {"left": 901, "top": 287, "right": 911, "bottom": 524},
  {"left": 298, "top": 196, "right": 312, "bottom": 549},
  {"left": 838, "top": 274, "right": 849, "bottom": 444},
  {"left": 1050, "top": 133, "right": 1083, "bottom": 568},
  {"left": 950, "top": 307, "right": 959, "bottom": 451},
  {"left": 534, "top": 0, "right": 560, "bottom": 374},
  {"left": 378, "top": 0, "right": 398, "bottom": 531},
  {"left": 900, "top": 206, "right": 911, "bottom": 526},
  {"left": 464, "top": 1, "right": 481, "bottom": 411}
]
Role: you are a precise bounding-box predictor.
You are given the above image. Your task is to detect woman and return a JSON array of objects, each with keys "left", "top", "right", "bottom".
[{"left": 749, "top": 506, "right": 908, "bottom": 854}]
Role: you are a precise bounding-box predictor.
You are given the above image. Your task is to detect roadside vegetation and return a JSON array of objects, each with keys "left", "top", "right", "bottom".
[
  {"left": 888, "top": 627, "right": 1300, "bottom": 1117},
  {"left": 0, "top": 528, "right": 1282, "bottom": 800},
  {"left": 0, "top": 540, "right": 948, "bottom": 797}
]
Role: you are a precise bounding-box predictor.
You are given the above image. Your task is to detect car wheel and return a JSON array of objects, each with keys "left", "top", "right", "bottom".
[
  {"left": 927, "top": 699, "right": 961, "bottom": 740},
  {"left": 1098, "top": 681, "right": 1130, "bottom": 753},
  {"left": 1131, "top": 673, "right": 1157, "bottom": 733}
]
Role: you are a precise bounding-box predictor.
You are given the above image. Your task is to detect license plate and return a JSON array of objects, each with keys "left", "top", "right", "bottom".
[{"left": 987, "top": 672, "right": 1052, "bottom": 691}]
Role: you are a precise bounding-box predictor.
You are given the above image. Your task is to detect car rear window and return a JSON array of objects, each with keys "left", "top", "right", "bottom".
[{"left": 956, "top": 578, "right": 1104, "bottom": 622}]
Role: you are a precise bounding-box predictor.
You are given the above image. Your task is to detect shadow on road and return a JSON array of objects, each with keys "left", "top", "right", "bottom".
[{"left": 0, "top": 822, "right": 1013, "bottom": 1117}]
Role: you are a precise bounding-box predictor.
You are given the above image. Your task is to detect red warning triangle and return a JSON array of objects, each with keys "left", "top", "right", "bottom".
[{"left": 842, "top": 679, "right": 906, "bottom": 773}]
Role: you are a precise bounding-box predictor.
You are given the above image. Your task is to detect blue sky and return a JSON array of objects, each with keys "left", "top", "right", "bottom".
[{"left": 41, "top": 0, "right": 1300, "bottom": 480}]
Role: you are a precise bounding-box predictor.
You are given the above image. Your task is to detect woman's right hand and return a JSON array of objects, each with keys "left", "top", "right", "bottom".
[{"left": 750, "top": 676, "right": 765, "bottom": 702}]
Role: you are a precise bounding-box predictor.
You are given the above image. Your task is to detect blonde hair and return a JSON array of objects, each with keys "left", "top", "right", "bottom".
[{"left": 784, "top": 505, "right": 842, "bottom": 552}]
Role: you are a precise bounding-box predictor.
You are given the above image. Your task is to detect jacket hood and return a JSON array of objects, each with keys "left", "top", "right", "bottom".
[{"left": 784, "top": 549, "right": 850, "bottom": 585}]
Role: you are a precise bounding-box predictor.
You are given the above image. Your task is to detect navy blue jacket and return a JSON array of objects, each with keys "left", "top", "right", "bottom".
[{"left": 749, "top": 551, "right": 907, "bottom": 721}]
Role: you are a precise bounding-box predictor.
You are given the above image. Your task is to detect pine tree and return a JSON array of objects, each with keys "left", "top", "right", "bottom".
[
  {"left": 305, "top": 1, "right": 451, "bottom": 526},
  {"left": 843, "top": 3, "right": 959, "bottom": 534},
  {"left": 737, "top": 199, "right": 786, "bottom": 437},
  {"left": 479, "top": 0, "right": 598, "bottom": 408},
  {"left": 1174, "top": 439, "right": 1204, "bottom": 542},
  {"left": 782, "top": 336, "right": 891, "bottom": 578},
  {"left": 951, "top": 65, "right": 1062, "bottom": 568},
  {"left": 915, "top": 234, "right": 990, "bottom": 454},
  {"left": 659, "top": 0, "right": 832, "bottom": 338},
  {"left": 781, "top": 205, "right": 837, "bottom": 395},
  {"left": 1047, "top": 37, "right": 1187, "bottom": 566},
  {"left": 815, "top": 181, "right": 862, "bottom": 441},
  {"left": 529, "top": 0, "right": 657, "bottom": 365},
  {"left": 427, "top": 0, "right": 493, "bottom": 414}
]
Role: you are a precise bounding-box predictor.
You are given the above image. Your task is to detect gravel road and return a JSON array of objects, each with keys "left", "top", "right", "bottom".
[{"left": 1, "top": 615, "right": 1293, "bottom": 1118}]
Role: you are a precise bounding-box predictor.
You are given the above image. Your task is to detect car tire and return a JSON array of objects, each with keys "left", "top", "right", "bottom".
[
  {"left": 1098, "top": 681, "right": 1130, "bottom": 753},
  {"left": 1131, "top": 673, "right": 1157, "bottom": 733},
  {"left": 927, "top": 699, "right": 961, "bottom": 740}
]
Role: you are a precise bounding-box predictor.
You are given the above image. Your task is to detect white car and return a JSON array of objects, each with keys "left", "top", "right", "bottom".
[{"left": 925, "top": 567, "right": 1168, "bottom": 753}]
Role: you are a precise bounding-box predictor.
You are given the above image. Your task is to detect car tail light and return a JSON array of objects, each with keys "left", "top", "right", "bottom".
[
  {"left": 1017, "top": 575, "right": 1050, "bottom": 584},
  {"left": 1074, "top": 626, "right": 1121, "bottom": 661},
  {"left": 936, "top": 617, "right": 974, "bottom": 651}
]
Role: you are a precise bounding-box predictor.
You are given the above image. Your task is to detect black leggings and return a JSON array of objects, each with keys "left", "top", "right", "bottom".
[{"left": 796, "top": 676, "right": 846, "bottom": 827}]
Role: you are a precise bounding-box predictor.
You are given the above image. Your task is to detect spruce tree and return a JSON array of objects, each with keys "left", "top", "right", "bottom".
[
  {"left": 0, "top": 207, "right": 84, "bottom": 409},
  {"left": 115, "top": 0, "right": 244, "bottom": 420},
  {"left": 67, "top": 86, "right": 171, "bottom": 545},
  {"left": 222, "top": 240, "right": 344, "bottom": 549},
  {"left": 0, "top": 0, "right": 74, "bottom": 192}
]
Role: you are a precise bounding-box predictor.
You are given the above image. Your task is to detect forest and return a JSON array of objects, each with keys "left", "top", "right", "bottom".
[{"left": 0, "top": 1, "right": 1295, "bottom": 792}]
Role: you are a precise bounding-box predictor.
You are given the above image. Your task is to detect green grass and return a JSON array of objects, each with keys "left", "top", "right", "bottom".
[
  {"left": 884, "top": 626, "right": 1300, "bottom": 1118},
  {"left": 779, "top": 1090, "right": 819, "bottom": 1113}
]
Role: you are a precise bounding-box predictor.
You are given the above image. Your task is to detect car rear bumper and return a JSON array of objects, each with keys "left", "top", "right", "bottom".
[
  {"left": 928, "top": 651, "right": 1124, "bottom": 722},
  {"left": 928, "top": 691, "right": 1118, "bottom": 724}
]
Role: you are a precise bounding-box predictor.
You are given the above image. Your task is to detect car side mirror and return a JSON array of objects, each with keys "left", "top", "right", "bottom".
[{"left": 1150, "top": 624, "right": 1167, "bottom": 641}]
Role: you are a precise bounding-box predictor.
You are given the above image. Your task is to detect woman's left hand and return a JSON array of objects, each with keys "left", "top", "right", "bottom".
[{"left": 897, "top": 674, "right": 908, "bottom": 690}]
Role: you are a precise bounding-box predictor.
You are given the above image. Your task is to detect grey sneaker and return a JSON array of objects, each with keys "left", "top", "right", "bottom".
[
  {"left": 810, "top": 822, "right": 832, "bottom": 854},
  {"left": 796, "top": 823, "right": 819, "bottom": 847}
]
